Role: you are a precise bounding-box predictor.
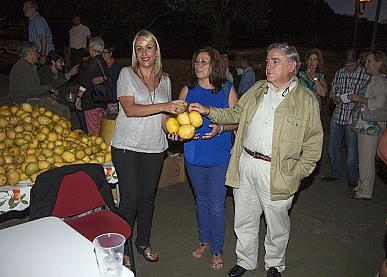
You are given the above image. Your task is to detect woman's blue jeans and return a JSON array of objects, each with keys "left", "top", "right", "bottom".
[
  {"left": 185, "top": 161, "right": 228, "bottom": 254},
  {"left": 327, "top": 120, "right": 358, "bottom": 182}
]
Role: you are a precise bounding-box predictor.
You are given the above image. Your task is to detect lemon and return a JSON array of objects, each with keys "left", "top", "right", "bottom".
[
  {"left": 188, "top": 111, "right": 203, "bottom": 127},
  {"left": 0, "top": 173, "right": 7, "bottom": 186},
  {"left": 75, "top": 150, "right": 86, "bottom": 160},
  {"left": 62, "top": 151, "right": 76, "bottom": 163},
  {"left": 7, "top": 171, "right": 20, "bottom": 185},
  {"left": 178, "top": 125, "right": 196, "bottom": 140},
  {"left": 21, "top": 103, "right": 33, "bottom": 113},
  {"left": 166, "top": 117, "right": 180, "bottom": 133},
  {"left": 177, "top": 112, "right": 191, "bottom": 125},
  {"left": 0, "top": 118, "right": 8, "bottom": 128},
  {"left": 25, "top": 162, "right": 39, "bottom": 176}
]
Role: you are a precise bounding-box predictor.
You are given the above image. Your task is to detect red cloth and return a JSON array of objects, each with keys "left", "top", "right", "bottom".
[{"left": 85, "top": 107, "right": 104, "bottom": 135}]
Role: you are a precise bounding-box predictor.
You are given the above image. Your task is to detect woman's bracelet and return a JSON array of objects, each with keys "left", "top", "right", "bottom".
[
  {"left": 205, "top": 106, "right": 210, "bottom": 116},
  {"left": 218, "top": 124, "right": 224, "bottom": 135}
]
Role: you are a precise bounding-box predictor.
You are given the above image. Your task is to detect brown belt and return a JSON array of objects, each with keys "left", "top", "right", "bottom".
[{"left": 243, "top": 147, "right": 272, "bottom": 162}]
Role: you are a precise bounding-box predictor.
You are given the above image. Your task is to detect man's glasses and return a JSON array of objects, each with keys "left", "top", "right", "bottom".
[{"left": 194, "top": 60, "right": 209, "bottom": 67}]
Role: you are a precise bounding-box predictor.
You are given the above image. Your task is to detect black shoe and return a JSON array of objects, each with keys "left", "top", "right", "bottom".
[
  {"left": 347, "top": 181, "right": 357, "bottom": 188},
  {"left": 321, "top": 175, "right": 339, "bottom": 182},
  {"left": 267, "top": 267, "right": 281, "bottom": 277},
  {"left": 136, "top": 245, "right": 159, "bottom": 262},
  {"left": 228, "top": 264, "right": 247, "bottom": 277}
]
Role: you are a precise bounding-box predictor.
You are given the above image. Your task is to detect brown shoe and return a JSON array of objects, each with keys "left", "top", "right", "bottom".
[
  {"left": 192, "top": 242, "right": 210, "bottom": 258},
  {"left": 211, "top": 253, "right": 224, "bottom": 270}
]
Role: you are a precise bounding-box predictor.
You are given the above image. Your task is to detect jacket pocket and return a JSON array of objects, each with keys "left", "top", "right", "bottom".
[
  {"left": 280, "top": 158, "right": 302, "bottom": 195},
  {"left": 280, "top": 116, "right": 306, "bottom": 143},
  {"left": 279, "top": 116, "right": 306, "bottom": 157}
]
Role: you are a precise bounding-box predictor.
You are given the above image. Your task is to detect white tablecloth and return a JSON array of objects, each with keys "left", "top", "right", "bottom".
[
  {"left": 0, "top": 216, "right": 133, "bottom": 277},
  {"left": 0, "top": 163, "right": 117, "bottom": 215}
]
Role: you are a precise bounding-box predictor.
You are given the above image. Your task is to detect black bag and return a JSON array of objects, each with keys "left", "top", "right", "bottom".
[{"left": 91, "top": 59, "right": 112, "bottom": 103}]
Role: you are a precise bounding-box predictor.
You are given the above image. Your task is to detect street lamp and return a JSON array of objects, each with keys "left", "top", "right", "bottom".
[
  {"left": 353, "top": 0, "right": 373, "bottom": 48},
  {"left": 359, "top": 0, "right": 372, "bottom": 15}
]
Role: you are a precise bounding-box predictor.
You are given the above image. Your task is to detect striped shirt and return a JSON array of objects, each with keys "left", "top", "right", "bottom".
[
  {"left": 28, "top": 13, "right": 55, "bottom": 55},
  {"left": 330, "top": 66, "right": 369, "bottom": 125}
]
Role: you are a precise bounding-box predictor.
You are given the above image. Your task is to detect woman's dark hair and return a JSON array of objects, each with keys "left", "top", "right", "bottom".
[
  {"left": 188, "top": 47, "right": 227, "bottom": 93},
  {"left": 304, "top": 48, "right": 324, "bottom": 72},
  {"left": 46, "top": 50, "right": 64, "bottom": 65}
]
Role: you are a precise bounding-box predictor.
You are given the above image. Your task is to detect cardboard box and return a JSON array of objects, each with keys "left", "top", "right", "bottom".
[{"left": 158, "top": 152, "right": 187, "bottom": 188}]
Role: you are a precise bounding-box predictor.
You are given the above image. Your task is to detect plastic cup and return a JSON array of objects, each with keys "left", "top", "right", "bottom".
[{"left": 93, "top": 233, "right": 126, "bottom": 277}]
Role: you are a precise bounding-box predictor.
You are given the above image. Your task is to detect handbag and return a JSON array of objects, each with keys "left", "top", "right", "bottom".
[{"left": 91, "top": 59, "right": 112, "bottom": 103}]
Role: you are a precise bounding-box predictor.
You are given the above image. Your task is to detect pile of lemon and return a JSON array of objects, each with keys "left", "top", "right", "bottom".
[
  {"left": 0, "top": 103, "right": 112, "bottom": 186},
  {"left": 165, "top": 104, "right": 203, "bottom": 140}
]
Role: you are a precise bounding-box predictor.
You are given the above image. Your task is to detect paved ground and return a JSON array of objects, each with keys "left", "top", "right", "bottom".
[{"left": 0, "top": 73, "right": 386, "bottom": 276}]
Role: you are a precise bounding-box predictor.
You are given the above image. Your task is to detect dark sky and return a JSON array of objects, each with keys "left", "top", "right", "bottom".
[{"left": 325, "top": 0, "right": 387, "bottom": 22}]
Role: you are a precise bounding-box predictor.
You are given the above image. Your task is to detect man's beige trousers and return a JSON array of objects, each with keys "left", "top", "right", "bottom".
[{"left": 233, "top": 151, "right": 294, "bottom": 272}]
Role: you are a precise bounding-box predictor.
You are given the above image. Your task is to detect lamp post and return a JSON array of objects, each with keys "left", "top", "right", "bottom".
[{"left": 353, "top": 0, "right": 372, "bottom": 49}]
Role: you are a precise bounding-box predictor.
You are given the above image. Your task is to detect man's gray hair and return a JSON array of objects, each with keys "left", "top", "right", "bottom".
[
  {"left": 89, "top": 37, "right": 104, "bottom": 54},
  {"left": 268, "top": 43, "right": 301, "bottom": 75},
  {"left": 17, "top": 41, "right": 36, "bottom": 58}
]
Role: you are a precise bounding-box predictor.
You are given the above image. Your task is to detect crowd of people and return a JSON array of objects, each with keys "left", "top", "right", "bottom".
[{"left": 6, "top": 1, "right": 387, "bottom": 277}]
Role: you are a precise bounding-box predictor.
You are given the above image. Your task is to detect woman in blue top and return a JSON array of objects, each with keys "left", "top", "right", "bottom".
[
  {"left": 298, "top": 48, "right": 328, "bottom": 108},
  {"left": 178, "top": 47, "right": 238, "bottom": 270}
]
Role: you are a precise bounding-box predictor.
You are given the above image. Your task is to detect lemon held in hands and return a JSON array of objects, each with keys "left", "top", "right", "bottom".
[
  {"left": 178, "top": 125, "right": 196, "bottom": 140},
  {"left": 166, "top": 117, "right": 180, "bottom": 134},
  {"left": 188, "top": 111, "right": 203, "bottom": 128},
  {"left": 177, "top": 112, "right": 191, "bottom": 125}
]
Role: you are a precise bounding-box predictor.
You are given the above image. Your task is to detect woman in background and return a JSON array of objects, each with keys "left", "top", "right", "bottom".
[
  {"left": 75, "top": 37, "right": 108, "bottom": 135},
  {"left": 298, "top": 48, "right": 328, "bottom": 108},
  {"left": 349, "top": 51, "right": 387, "bottom": 199}
]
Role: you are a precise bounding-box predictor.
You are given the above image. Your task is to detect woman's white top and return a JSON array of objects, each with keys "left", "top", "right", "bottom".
[{"left": 111, "top": 67, "right": 171, "bottom": 153}]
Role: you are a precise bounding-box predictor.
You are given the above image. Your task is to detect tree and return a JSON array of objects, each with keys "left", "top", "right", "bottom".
[{"left": 165, "top": 0, "right": 270, "bottom": 51}]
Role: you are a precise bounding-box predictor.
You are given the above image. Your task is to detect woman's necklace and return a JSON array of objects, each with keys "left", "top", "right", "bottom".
[{"left": 138, "top": 67, "right": 157, "bottom": 104}]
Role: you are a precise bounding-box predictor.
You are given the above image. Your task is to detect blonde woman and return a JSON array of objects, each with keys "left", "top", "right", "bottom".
[
  {"left": 111, "top": 30, "right": 184, "bottom": 263},
  {"left": 349, "top": 51, "right": 387, "bottom": 199}
]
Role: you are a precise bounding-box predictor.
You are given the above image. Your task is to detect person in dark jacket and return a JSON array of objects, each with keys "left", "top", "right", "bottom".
[
  {"left": 75, "top": 37, "right": 109, "bottom": 135},
  {"left": 38, "top": 50, "right": 87, "bottom": 130},
  {"left": 38, "top": 51, "right": 78, "bottom": 100},
  {"left": 102, "top": 42, "right": 123, "bottom": 114}
]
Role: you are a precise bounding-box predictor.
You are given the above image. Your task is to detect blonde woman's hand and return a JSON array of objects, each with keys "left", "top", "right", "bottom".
[{"left": 164, "top": 100, "right": 186, "bottom": 114}]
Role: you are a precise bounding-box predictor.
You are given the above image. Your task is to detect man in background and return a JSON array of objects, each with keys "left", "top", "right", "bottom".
[
  {"left": 69, "top": 15, "right": 91, "bottom": 67},
  {"left": 237, "top": 56, "right": 255, "bottom": 97},
  {"left": 321, "top": 49, "right": 369, "bottom": 197},
  {"left": 222, "top": 53, "right": 239, "bottom": 91},
  {"left": 23, "top": 0, "right": 55, "bottom": 65}
]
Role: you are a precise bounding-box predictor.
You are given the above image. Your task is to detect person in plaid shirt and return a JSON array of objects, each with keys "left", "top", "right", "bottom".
[{"left": 322, "top": 49, "right": 369, "bottom": 195}]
